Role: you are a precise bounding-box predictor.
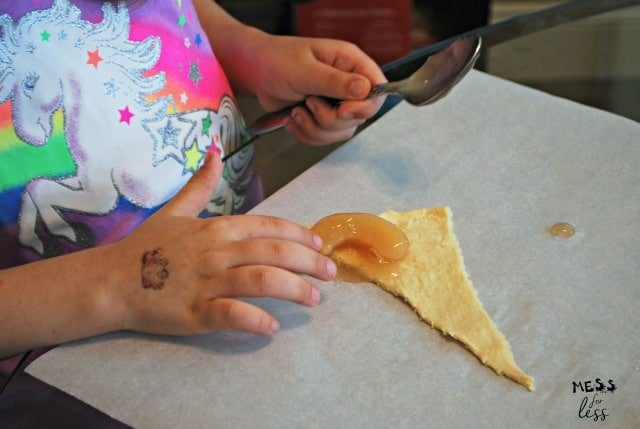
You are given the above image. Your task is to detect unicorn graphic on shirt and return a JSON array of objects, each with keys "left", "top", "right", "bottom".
[{"left": 0, "top": 0, "right": 249, "bottom": 256}]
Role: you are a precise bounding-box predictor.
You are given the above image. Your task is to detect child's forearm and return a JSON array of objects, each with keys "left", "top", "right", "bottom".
[
  {"left": 0, "top": 244, "right": 125, "bottom": 358},
  {"left": 193, "top": 0, "right": 269, "bottom": 96}
]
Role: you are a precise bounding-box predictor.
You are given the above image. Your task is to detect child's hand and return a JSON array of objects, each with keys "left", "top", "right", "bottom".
[
  {"left": 110, "top": 153, "right": 336, "bottom": 336},
  {"left": 252, "top": 36, "right": 387, "bottom": 146},
  {"left": 0, "top": 152, "right": 337, "bottom": 357},
  {"left": 194, "top": 0, "right": 386, "bottom": 146}
]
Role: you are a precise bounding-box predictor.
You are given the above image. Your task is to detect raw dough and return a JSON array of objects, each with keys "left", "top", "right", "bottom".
[{"left": 330, "top": 207, "right": 535, "bottom": 391}]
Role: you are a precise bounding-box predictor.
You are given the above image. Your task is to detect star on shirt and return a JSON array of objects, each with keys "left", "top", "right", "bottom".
[
  {"left": 87, "top": 49, "right": 103, "bottom": 68},
  {"left": 201, "top": 114, "right": 212, "bottom": 136},
  {"left": 184, "top": 37, "right": 191, "bottom": 49},
  {"left": 159, "top": 118, "right": 181, "bottom": 149},
  {"left": 118, "top": 106, "right": 134, "bottom": 125},
  {"left": 178, "top": 15, "right": 187, "bottom": 27},
  {"left": 40, "top": 30, "right": 51, "bottom": 42},
  {"left": 189, "top": 62, "right": 202, "bottom": 85},
  {"left": 183, "top": 140, "right": 205, "bottom": 173},
  {"left": 143, "top": 113, "right": 196, "bottom": 167},
  {"left": 180, "top": 92, "right": 189, "bottom": 105},
  {"left": 195, "top": 33, "right": 203, "bottom": 47}
]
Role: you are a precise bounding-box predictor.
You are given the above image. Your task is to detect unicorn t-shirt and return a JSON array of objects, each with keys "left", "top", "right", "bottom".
[{"left": 0, "top": 0, "right": 258, "bottom": 268}]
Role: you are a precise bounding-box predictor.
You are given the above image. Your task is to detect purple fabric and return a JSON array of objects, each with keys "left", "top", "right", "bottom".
[{"left": 0, "top": 349, "right": 129, "bottom": 428}]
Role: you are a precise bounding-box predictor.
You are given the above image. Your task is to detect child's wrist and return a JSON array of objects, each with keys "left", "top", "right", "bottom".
[{"left": 87, "top": 243, "right": 131, "bottom": 333}]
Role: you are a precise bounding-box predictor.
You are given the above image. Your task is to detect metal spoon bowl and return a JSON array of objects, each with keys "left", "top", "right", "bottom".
[
  {"left": 368, "top": 35, "right": 481, "bottom": 105},
  {"left": 223, "top": 35, "right": 482, "bottom": 161}
]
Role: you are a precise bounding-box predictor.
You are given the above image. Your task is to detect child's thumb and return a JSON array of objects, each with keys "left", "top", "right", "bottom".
[{"left": 159, "top": 151, "right": 222, "bottom": 217}]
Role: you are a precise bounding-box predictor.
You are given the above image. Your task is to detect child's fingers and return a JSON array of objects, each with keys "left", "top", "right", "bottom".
[
  {"left": 198, "top": 298, "right": 280, "bottom": 335},
  {"left": 159, "top": 151, "right": 222, "bottom": 218},
  {"left": 214, "top": 239, "right": 335, "bottom": 280},
  {"left": 206, "top": 215, "right": 323, "bottom": 251},
  {"left": 285, "top": 107, "right": 358, "bottom": 146},
  {"left": 307, "top": 39, "right": 386, "bottom": 99},
  {"left": 303, "top": 62, "right": 371, "bottom": 101},
  {"left": 304, "top": 97, "right": 366, "bottom": 131},
  {"left": 217, "top": 265, "right": 323, "bottom": 307}
]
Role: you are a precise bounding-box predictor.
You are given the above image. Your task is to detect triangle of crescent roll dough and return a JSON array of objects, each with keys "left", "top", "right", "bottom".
[{"left": 332, "top": 207, "right": 534, "bottom": 391}]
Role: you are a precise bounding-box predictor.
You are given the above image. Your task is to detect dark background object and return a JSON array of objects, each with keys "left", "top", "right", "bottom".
[
  {"left": 416, "top": 0, "right": 490, "bottom": 40},
  {"left": 219, "top": 0, "right": 491, "bottom": 63}
]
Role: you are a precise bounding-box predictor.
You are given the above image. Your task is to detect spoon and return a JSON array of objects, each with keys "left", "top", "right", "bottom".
[
  {"left": 368, "top": 35, "right": 481, "bottom": 105},
  {"left": 223, "top": 35, "right": 482, "bottom": 161}
]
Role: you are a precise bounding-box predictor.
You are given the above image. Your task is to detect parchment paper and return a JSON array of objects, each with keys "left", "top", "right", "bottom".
[{"left": 29, "top": 71, "right": 640, "bottom": 428}]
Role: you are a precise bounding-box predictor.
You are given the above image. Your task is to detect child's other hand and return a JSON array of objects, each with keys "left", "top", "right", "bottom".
[
  {"left": 252, "top": 36, "right": 387, "bottom": 146},
  {"left": 109, "top": 153, "right": 336, "bottom": 337}
]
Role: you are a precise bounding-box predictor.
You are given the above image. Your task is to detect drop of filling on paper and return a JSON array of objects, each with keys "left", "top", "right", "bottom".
[{"left": 550, "top": 222, "right": 575, "bottom": 238}]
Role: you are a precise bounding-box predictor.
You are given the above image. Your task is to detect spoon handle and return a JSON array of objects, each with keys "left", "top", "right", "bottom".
[
  {"left": 367, "top": 81, "right": 403, "bottom": 99},
  {"left": 223, "top": 92, "right": 372, "bottom": 161},
  {"left": 245, "top": 105, "right": 294, "bottom": 137},
  {"left": 244, "top": 96, "right": 342, "bottom": 139}
]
